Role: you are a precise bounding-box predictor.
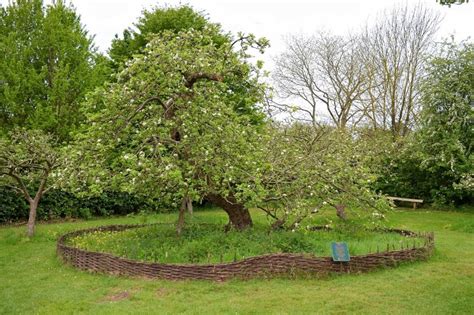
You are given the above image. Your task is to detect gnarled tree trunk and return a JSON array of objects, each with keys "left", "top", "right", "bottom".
[{"left": 206, "top": 193, "right": 253, "bottom": 230}]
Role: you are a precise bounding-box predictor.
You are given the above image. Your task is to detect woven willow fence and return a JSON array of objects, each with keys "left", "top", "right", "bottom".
[{"left": 57, "top": 224, "right": 434, "bottom": 281}]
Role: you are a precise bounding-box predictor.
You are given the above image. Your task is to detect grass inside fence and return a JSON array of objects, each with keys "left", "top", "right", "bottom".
[{"left": 66, "top": 223, "right": 422, "bottom": 264}]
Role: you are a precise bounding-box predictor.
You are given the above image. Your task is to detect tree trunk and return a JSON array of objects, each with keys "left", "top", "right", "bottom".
[
  {"left": 206, "top": 194, "right": 253, "bottom": 230},
  {"left": 27, "top": 199, "right": 38, "bottom": 237},
  {"left": 186, "top": 198, "right": 193, "bottom": 216},
  {"left": 335, "top": 204, "right": 347, "bottom": 221},
  {"left": 176, "top": 197, "right": 188, "bottom": 236}
]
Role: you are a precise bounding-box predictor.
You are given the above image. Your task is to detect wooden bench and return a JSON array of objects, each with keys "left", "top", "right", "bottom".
[{"left": 387, "top": 196, "right": 424, "bottom": 209}]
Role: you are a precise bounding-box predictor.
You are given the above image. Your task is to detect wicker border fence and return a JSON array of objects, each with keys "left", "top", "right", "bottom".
[{"left": 57, "top": 224, "right": 434, "bottom": 281}]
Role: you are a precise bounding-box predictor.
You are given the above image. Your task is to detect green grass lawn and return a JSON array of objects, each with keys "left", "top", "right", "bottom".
[{"left": 1, "top": 208, "right": 473, "bottom": 314}]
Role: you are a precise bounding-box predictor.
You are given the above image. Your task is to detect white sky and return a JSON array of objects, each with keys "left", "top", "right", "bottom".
[{"left": 1, "top": 0, "right": 472, "bottom": 67}]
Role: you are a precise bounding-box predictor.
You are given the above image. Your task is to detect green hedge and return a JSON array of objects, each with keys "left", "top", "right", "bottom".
[
  {"left": 0, "top": 187, "right": 165, "bottom": 223},
  {"left": 372, "top": 154, "right": 473, "bottom": 206}
]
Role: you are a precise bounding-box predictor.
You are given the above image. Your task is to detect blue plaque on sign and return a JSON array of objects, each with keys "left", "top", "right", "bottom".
[{"left": 331, "top": 242, "right": 350, "bottom": 262}]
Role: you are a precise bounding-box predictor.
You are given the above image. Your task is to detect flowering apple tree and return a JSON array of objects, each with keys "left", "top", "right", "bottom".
[
  {"left": 63, "top": 26, "right": 269, "bottom": 231},
  {"left": 0, "top": 129, "right": 60, "bottom": 237},
  {"left": 259, "top": 123, "right": 391, "bottom": 230}
]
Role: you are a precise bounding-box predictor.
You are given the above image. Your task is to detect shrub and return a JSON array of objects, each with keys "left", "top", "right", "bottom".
[{"left": 0, "top": 187, "right": 167, "bottom": 223}]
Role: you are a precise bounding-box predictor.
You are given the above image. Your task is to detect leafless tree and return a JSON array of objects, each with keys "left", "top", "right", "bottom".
[
  {"left": 312, "top": 32, "right": 369, "bottom": 128},
  {"left": 360, "top": 4, "right": 442, "bottom": 137},
  {"left": 272, "top": 34, "right": 327, "bottom": 126},
  {"left": 272, "top": 32, "right": 369, "bottom": 129}
]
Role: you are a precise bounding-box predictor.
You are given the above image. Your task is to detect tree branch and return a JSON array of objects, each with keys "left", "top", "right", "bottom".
[{"left": 184, "top": 72, "right": 223, "bottom": 89}]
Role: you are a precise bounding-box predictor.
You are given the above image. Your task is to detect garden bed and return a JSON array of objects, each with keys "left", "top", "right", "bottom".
[{"left": 57, "top": 223, "right": 434, "bottom": 281}]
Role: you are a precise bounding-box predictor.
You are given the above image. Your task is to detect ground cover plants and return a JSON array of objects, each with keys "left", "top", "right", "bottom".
[{"left": 66, "top": 221, "right": 420, "bottom": 264}]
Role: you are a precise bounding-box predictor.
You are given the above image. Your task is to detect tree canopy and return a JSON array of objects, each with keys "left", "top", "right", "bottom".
[
  {"left": 63, "top": 24, "right": 389, "bottom": 231},
  {"left": 0, "top": 129, "right": 60, "bottom": 236},
  {"left": 109, "top": 5, "right": 227, "bottom": 71},
  {"left": 64, "top": 26, "right": 269, "bottom": 230},
  {"left": 372, "top": 40, "right": 473, "bottom": 205},
  {"left": 109, "top": 5, "right": 264, "bottom": 125},
  {"left": 0, "top": 0, "right": 109, "bottom": 141},
  {"left": 417, "top": 40, "right": 473, "bottom": 203}
]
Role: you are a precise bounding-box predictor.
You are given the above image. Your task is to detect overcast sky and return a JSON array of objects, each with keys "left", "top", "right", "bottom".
[{"left": 1, "top": 0, "right": 473, "bottom": 67}]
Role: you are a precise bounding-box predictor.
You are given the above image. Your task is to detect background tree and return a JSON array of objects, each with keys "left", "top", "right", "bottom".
[
  {"left": 109, "top": 5, "right": 227, "bottom": 71},
  {"left": 0, "top": 129, "right": 60, "bottom": 237},
  {"left": 361, "top": 4, "right": 441, "bottom": 137},
  {"left": 371, "top": 40, "right": 473, "bottom": 205},
  {"left": 417, "top": 40, "right": 473, "bottom": 203},
  {"left": 313, "top": 33, "right": 368, "bottom": 128},
  {"left": 270, "top": 33, "right": 368, "bottom": 127},
  {"left": 272, "top": 34, "right": 325, "bottom": 126},
  {"left": 64, "top": 27, "right": 269, "bottom": 232},
  {"left": 0, "top": 0, "right": 109, "bottom": 141}
]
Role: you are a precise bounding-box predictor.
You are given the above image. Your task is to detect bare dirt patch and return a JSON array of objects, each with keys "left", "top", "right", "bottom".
[
  {"left": 156, "top": 287, "right": 171, "bottom": 298},
  {"left": 103, "top": 290, "right": 130, "bottom": 302}
]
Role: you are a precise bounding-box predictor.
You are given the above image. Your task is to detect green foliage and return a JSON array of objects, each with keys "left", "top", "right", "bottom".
[
  {"left": 0, "top": 128, "right": 61, "bottom": 235},
  {"left": 368, "top": 135, "right": 472, "bottom": 206},
  {"left": 109, "top": 5, "right": 227, "bottom": 71},
  {"left": 67, "top": 223, "right": 410, "bottom": 264},
  {"left": 108, "top": 5, "right": 263, "bottom": 125},
  {"left": 0, "top": 0, "right": 109, "bottom": 141},
  {"left": 0, "top": 129, "right": 60, "bottom": 199},
  {"left": 65, "top": 27, "right": 269, "bottom": 210},
  {"left": 417, "top": 40, "right": 473, "bottom": 204},
  {"left": 366, "top": 41, "right": 473, "bottom": 206},
  {"left": 0, "top": 187, "right": 164, "bottom": 223},
  {"left": 368, "top": 135, "right": 432, "bottom": 200},
  {"left": 260, "top": 123, "right": 391, "bottom": 230},
  {"left": 66, "top": 24, "right": 385, "bottom": 228},
  {"left": 0, "top": 186, "right": 29, "bottom": 222}
]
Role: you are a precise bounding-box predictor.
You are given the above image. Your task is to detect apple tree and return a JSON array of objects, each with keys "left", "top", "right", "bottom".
[
  {"left": 64, "top": 26, "right": 269, "bottom": 231},
  {"left": 0, "top": 129, "right": 60, "bottom": 236}
]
